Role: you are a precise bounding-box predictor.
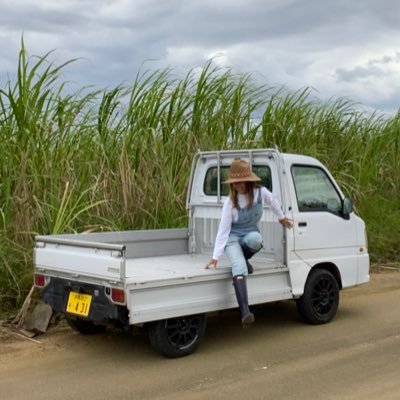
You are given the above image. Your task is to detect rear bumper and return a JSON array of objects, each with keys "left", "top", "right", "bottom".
[{"left": 42, "top": 277, "right": 128, "bottom": 324}]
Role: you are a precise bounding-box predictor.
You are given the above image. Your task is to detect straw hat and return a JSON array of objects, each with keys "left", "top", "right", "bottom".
[{"left": 224, "top": 159, "right": 261, "bottom": 184}]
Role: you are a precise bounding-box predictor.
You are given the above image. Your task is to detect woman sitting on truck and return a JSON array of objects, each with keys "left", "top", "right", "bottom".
[{"left": 206, "top": 158, "right": 293, "bottom": 326}]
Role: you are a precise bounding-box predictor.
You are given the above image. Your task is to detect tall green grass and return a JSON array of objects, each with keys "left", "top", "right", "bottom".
[{"left": 1, "top": 43, "right": 399, "bottom": 312}]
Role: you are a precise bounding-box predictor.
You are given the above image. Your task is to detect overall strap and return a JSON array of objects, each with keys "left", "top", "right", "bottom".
[{"left": 257, "top": 187, "right": 262, "bottom": 203}]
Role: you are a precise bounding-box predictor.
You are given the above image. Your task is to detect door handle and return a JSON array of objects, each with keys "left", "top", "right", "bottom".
[{"left": 298, "top": 222, "right": 307, "bottom": 227}]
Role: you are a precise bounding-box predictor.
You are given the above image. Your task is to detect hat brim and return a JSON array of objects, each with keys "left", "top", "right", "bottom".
[{"left": 223, "top": 172, "right": 261, "bottom": 184}]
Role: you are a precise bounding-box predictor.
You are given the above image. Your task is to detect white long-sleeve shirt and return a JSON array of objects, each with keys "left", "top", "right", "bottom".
[{"left": 212, "top": 187, "right": 285, "bottom": 260}]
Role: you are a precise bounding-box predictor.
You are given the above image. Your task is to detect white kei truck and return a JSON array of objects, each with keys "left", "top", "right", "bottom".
[{"left": 34, "top": 149, "right": 369, "bottom": 358}]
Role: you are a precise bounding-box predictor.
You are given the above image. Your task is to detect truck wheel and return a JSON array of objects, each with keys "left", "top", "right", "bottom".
[
  {"left": 66, "top": 317, "right": 107, "bottom": 334},
  {"left": 296, "top": 269, "right": 339, "bottom": 325},
  {"left": 147, "top": 314, "right": 206, "bottom": 358}
]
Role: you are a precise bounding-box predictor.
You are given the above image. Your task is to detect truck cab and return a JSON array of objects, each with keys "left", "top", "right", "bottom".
[{"left": 189, "top": 149, "right": 368, "bottom": 293}]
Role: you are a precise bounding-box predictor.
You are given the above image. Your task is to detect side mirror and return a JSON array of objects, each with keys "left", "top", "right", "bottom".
[{"left": 342, "top": 197, "right": 353, "bottom": 217}]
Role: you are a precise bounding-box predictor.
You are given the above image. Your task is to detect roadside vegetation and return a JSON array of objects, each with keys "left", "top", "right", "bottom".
[{"left": 1, "top": 43, "right": 399, "bottom": 313}]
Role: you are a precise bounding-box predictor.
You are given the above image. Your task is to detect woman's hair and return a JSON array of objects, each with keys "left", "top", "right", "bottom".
[{"left": 230, "top": 181, "right": 256, "bottom": 209}]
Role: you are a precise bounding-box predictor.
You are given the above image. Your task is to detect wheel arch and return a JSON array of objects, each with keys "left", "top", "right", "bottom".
[{"left": 312, "top": 262, "right": 343, "bottom": 290}]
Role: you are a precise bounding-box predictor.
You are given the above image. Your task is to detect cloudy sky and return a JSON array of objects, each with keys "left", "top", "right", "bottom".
[{"left": 1, "top": 0, "right": 400, "bottom": 114}]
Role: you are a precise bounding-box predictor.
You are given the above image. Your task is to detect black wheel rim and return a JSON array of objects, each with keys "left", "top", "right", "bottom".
[
  {"left": 311, "top": 277, "right": 336, "bottom": 317},
  {"left": 165, "top": 316, "right": 201, "bottom": 350}
]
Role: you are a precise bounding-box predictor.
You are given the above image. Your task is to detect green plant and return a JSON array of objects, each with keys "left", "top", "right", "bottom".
[{"left": 1, "top": 42, "right": 399, "bottom": 313}]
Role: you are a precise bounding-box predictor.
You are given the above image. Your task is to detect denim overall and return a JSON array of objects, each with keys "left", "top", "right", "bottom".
[{"left": 225, "top": 189, "right": 263, "bottom": 276}]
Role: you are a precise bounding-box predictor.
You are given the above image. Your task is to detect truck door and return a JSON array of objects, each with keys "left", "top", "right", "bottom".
[{"left": 290, "top": 164, "right": 358, "bottom": 283}]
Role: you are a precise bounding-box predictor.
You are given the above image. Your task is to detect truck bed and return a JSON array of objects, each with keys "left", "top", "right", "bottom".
[
  {"left": 125, "top": 253, "right": 280, "bottom": 286},
  {"left": 125, "top": 254, "right": 292, "bottom": 324},
  {"left": 35, "top": 229, "right": 293, "bottom": 325}
]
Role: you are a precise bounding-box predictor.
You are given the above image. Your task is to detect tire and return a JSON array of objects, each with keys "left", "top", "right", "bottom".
[
  {"left": 296, "top": 269, "right": 339, "bottom": 325},
  {"left": 66, "top": 317, "right": 107, "bottom": 334},
  {"left": 147, "top": 314, "right": 207, "bottom": 358}
]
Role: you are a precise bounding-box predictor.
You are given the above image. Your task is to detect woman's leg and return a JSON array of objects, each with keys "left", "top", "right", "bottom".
[
  {"left": 241, "top": 231, "right": 263, "bottom": 254},
  {"left": 225, "top": 235, "right": 248, "bottom": 277},
  {"left": 225, "top": 235, "right": 254, "bottom": 325},
  {"left": 232, "top": 275, "right": 254, "bottom": 326},
  {"left": 241, "top": 231, "right": 263, "bottom": 274}
]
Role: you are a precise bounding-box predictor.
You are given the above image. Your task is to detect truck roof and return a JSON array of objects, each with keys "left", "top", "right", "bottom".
[
  {"left": 281, "top": 152, "right": 323, "bottom": 167},
  {"left": 196, "top": 149, "right": 323, "bottom": 167}
]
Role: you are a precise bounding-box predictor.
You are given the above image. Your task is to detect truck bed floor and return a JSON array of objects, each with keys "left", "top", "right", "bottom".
[{"left": 125, "top": 254, "right": 282, "bottom": 285}]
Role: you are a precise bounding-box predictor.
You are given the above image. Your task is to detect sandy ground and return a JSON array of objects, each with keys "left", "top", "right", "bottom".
[{"left": 1, "top": 270, "right": 400, "bottom": 400}]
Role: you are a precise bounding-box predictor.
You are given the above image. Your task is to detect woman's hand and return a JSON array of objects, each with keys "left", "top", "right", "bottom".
[
  {"left": 205, "top": 258, "right": 218, "bottom": 269},
  {"left": 279, "top": 217, "right": 293, "bottom": 229}
]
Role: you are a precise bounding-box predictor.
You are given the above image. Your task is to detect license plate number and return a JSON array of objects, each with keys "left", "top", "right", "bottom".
[{"left": 66, "top": 292, "right": 92, "bottom": 317}]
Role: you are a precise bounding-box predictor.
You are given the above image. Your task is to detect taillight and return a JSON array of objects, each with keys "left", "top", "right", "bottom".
[
  {"left": 34, "top": 274, "right": 49, "bottom": 288},
  {"left": 111, "top": 288, "right": 125, "bottom": 304}
]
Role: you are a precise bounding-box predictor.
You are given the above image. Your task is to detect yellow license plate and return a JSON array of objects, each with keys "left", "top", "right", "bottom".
[{"left": 66, "top": 292, "right": 92, "bottom": 317}]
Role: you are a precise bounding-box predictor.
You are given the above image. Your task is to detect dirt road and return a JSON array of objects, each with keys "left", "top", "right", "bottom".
[{"left": 1, "top": 270, "right": 400, "bottom": 400}]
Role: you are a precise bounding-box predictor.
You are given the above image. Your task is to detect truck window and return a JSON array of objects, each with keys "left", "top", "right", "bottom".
[
  {"left": 291, "top": 165, "right": 342, "bottom": 213},
  {"left": 203, "top": 165, "right": 272, "bottom": 196}
]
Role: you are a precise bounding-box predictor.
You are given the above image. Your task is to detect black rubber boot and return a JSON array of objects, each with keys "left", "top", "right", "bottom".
[
  {"left": 232, "top": 275, "right": 255, "bottom": 326},
  {"left": 242, "top": 244, "right": 259, "bottom": 275}
]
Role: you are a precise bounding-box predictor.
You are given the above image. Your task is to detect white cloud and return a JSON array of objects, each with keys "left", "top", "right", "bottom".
[{"left": 1, "top": 0, "right": 400, "bottom": 113}]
